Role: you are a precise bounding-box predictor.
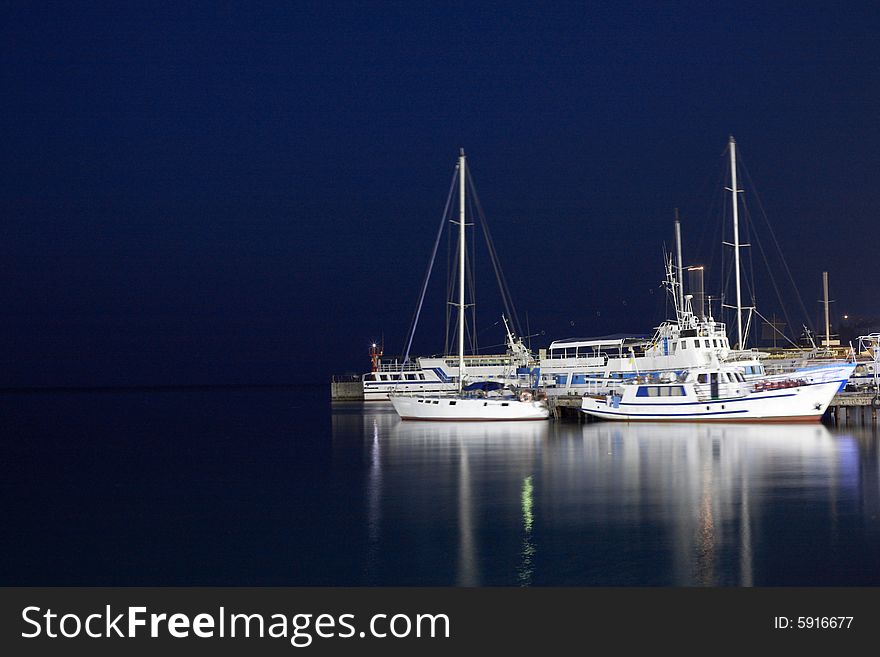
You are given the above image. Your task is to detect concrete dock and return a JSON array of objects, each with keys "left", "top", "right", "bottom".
[{"left": 330, "top": 375, "right": 364, "bottom": 401}]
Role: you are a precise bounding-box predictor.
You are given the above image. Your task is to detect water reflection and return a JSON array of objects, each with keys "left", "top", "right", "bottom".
[
  {"left": 331, "top": 405, "right": 880, "bottom": 585},
  {"left": 580, "top": 422, "right": 838, "bottom": 586},
  {"left": 519, "top": 475, "right": 535, "bottom": 586}
]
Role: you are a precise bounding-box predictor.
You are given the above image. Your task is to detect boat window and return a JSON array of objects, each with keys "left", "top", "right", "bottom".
[
  {"left": 704, "top": 339, "right": 711, "bottom": 348},
  {"left": 449, "top": 401, "right": 456, "bottom": 405},
  {"left": 432, "top": 400, "right": 439, "bottom": 404},
  {"left": 419, "top": 373, "right": 426, "bottom": 380},
  {"left": 502, "top": 403, "right": 509, "bottom": 406},
  {"left": 681, "top": 341, "right": 687, "bottom": 350},
  {"left": 405, "top": 374, "right": 417, "bottom": 381},
  {"left": 697, "top": 374, "right": 708, "bottom": 384}
]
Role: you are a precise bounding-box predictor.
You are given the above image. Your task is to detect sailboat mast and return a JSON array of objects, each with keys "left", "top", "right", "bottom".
[
  {"left": 458, "top": 149, "right": 466, "bottom": 392},
  {"left": 729, "top": 136, "right": 744, "bottom": 348}
]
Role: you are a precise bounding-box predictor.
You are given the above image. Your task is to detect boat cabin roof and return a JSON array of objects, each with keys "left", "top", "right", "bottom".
[{"left": 549, "top": 334, "right": 648, "bottom": 350}]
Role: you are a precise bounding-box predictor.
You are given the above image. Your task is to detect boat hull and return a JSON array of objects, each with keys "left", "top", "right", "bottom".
[
  {"left": 580, "top": 365, "right": 854, "bottom": 423},
  {"left": 390, "top": 394, "right": 549, "bottom": 421}
]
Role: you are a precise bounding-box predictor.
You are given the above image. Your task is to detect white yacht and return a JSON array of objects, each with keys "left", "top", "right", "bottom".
[
  {"left": 580, "top": 362, "right": 855, "bottom": 422},
  {"left": 544, "top": 136, "right": 855, "bottom": 397},
  {"left": 579, "top": 136, "right": 860, "bottom": 421},
  {"left": 389, "top": 150, "right": 549, "bottom": 421}
]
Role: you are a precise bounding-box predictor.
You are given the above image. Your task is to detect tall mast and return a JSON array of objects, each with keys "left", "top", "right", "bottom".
[
  {"left": 674, "top": 208, "right": 684, "bottom": 317},
  {"left": 823, "top": 271, "right": 830, "bottom": 348},
  {"left": 729, "top": 136, "right": 744, "bottom": 348},
  {"left": 458, "top": 148, "right": 466, "bottom": 392}
]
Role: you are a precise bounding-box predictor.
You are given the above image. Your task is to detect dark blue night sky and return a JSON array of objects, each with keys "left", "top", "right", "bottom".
[{"left": 2, "top": 1, "right": 878, "bottom": 386}]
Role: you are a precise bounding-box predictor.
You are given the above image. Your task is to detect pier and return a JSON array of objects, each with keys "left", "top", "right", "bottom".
[
  {"left": 330, "top": 375, "right": 364, "bottom": 401},
  {"left": 827, "top": 391, "right": 880, "bottom": 426}
]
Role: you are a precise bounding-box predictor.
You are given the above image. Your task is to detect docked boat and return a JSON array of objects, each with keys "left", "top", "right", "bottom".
[
  {"left": 389, "top": 150, "right": 549, "bottom": 421},
  {"left": 578, "top": 136, "right": 861, "bottom": 421},
  {"left": 539, "top": 256, "right": 768, "bottom": 396},
  {"left": 580, "top": 362, "right": 855, "bottom": 422},
  {"left": 553, "top": 136, "right": 858, "bottom": 402},
  {"left": 391, "top": 381, "right": 550, "bottom": 421},
  {"left": 363, "top": 318, "right": 534, "bottom": 401},
  {"left": 848, "top": 333, "right": 880, "bottom": 392}
]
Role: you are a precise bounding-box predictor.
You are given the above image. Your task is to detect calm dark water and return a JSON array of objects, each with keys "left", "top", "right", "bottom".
[{"left": 2, "top": 384, "right": 879, "bottom": 586}]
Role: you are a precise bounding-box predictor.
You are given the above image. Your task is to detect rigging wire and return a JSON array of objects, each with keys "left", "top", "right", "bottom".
[
  {"left": 715, "top": 142, "right": 808, "bottom": 347},
  {"left": 741, "top": 193, "right": 798, "bottom": 345},
  {"left": 742, "top": 190, "right": 758, "bottom": 344},
  {"left": 444, "top": 200, "right": 453, "bottom": 355},
  {"left": 402, "top": 167, "right": 458, "bottom": 365},
  {"left": 737, "top": 147, "right": 814, "bottom": 334},
  {"left": 467, "top": 191, "right": 478, "bottom": 353},
  {"left": 404, "top": 154, "right": 528, "bottom": 362},
  {"left": 752, "top": 307, "right": 800, "bottom": 348},
  {"left": 466, "top": 168, "right": 524, "bottom": 338}
]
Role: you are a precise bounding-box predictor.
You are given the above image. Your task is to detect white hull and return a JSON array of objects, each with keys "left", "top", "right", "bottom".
[
  {"left": 390, "top": 394, "right": 549, "bottom": 421},
  {"left": 365, "top": 381, "right": 457, "bottom": 402},
  {"left": 580, "top": 364, "right": 854, "bottom": 423}
]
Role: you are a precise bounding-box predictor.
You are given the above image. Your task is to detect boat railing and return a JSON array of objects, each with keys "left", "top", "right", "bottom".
[
  {"left": 725, "top": 348, "right": 767, "bottom": 362},
  {"left": 691, "top": 383, "right": 746, "bottom": 402},
  {"left": 375, "top": 361, "right": 423, "bottom": 372},
  {"left": 751, "top": 377, "right": 808, "bottom": 393},
  {"left": 332, "top": 374, "right": 362, "bottom": 383}
]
